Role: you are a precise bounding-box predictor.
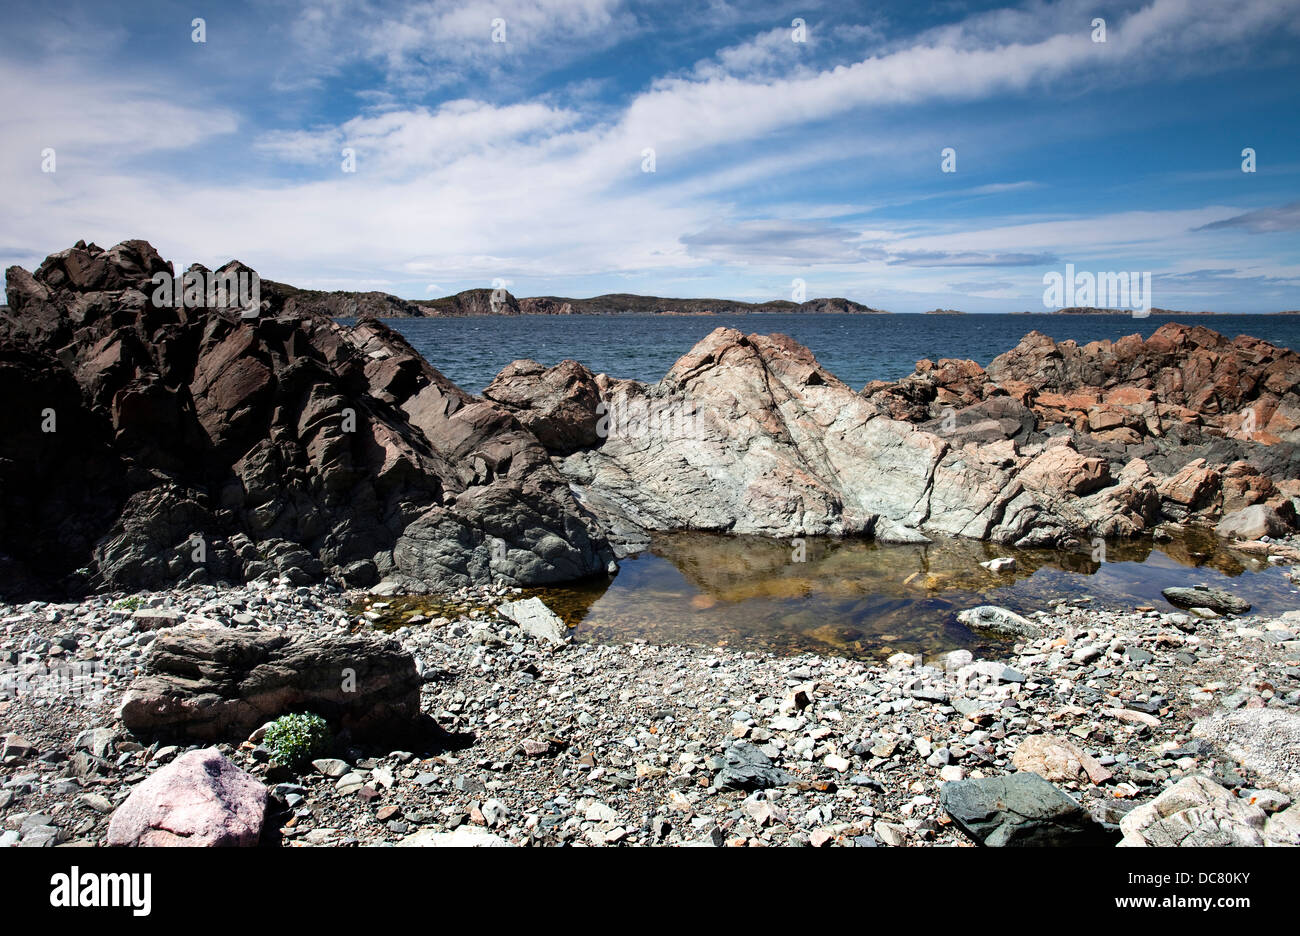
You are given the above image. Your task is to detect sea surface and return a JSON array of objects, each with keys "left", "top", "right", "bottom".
[{"left": 371, "top": 312, "right": 1300, "bottom": 394}]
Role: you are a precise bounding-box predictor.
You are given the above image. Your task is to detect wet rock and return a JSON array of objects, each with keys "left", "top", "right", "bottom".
[
  {"left": 1161, "top": 586, "right": 1250, "bottom": 615},
  {"left": 107, "top": 748, "right": 266, "bottom": 846},
  {"left": 957, "top": 605, "right": 1040, "bottom": 639},
  {"left": 939, "top": 772, "right": 1117, "bottom": 846}
]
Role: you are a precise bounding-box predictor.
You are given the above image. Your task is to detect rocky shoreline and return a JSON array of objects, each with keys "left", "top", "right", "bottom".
[
  {"left": 5, "top": 240, "right": 1299, "bottom": 600},
  {"left": 2, "top": 238, "right": 1300, "bottom": 848},
  {"left": 2, "top": 550, "right": 1299, "bottom": 847}
]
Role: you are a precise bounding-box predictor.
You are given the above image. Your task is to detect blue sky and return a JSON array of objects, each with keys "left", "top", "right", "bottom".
[{"left": 1, "top": 0, "right": 1297, "bottom": 312}]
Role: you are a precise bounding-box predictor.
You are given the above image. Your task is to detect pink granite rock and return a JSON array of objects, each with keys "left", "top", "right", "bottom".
[{"left": 107, "top": 748, "right": 266, "bottom": 847}]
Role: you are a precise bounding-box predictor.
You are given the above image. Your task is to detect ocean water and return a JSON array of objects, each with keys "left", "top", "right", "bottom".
[{"left": 374, "top": 312, "right": 1300, "bottom": 394}]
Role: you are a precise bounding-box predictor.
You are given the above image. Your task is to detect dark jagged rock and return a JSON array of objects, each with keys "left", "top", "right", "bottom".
[
  {"left": 713, "top": 741, "right": 796, "bottom": 791},
  {"left": 483, "top": 359, "right": 602, "bottom": 454},
  {"left": 0, "top": 239, "right": 614, "bottom": 598}
]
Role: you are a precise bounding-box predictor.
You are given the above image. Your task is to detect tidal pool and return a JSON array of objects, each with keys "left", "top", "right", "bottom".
[{"left": 520, "top": 529, "right": 1298, "bottom": 660}]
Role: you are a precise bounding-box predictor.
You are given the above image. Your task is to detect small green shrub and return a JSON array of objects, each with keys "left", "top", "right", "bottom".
[
  {"left": 113, "top": 596, "right": 144, "bottom": 611},
  {"left": 264, "top": 712, "right": 332, "bottom": 768}
]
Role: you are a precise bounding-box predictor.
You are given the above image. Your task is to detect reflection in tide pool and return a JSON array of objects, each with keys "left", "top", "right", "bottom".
[{"left": 524, "top": 530, "right": 1298, "bottom": 660}]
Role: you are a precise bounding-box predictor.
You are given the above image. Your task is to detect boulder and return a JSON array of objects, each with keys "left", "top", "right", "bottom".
[
  {"left": 939, "top": 772, "right": 1116, "bottom": 846},
  {"left": 118, "top": 625, "right": 423, "bottom": 743},
  {"left": 1118, "top": 775, "right": 1266, "bottom": 847},
  {"left": 1017, "top": 444, "right": 1110, "bottom": 498},
  {"left": 956, "top": 605, "right": 1039, "bottom": 639},
  {"left": 106, "top": 748, "right": 266, "bottom": 846},
  {"left": 1011, "top": 734, "right": 1112, "bottom": 785},
  {"left": 1215, "top": 503, "right": 1290, "bottom": 541},
  {"left": 1160, "top": 585, "right": 1250, "bottom": 615},
  {"left": 713, "top": 741, "right": 795, "bottom": 791},
  {"left": 483, "top": 359, "right": 602, "bottom": 454},
  {"left": 496, "top": 596, "right": 569, "bottom": 646}
]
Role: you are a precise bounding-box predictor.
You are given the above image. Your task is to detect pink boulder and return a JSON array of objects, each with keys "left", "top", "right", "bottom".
[{"left": 107, "top": 748, "right": 267, "bottom": 847}]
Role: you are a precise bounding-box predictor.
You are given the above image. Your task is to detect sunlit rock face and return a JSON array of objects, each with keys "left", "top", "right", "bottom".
[{"left": 497, "top": 325, "right": 1298, "bottom": 549}]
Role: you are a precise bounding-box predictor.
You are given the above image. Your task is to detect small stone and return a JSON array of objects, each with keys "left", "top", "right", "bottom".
[
  {"left": 874, "top": 821, "right": 906, "bottom": 846},
  {"left": 312, "top": 758, "right": 350, "bottom": 778},
  {"left": 824, "top": 754, "right": 850, "bottom": 773}
]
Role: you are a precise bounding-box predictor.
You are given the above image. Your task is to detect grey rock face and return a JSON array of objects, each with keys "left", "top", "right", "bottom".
[
  {"left": 550, "top": 328, "right": 1227, "bottom": 549},
  {"left": 939, "top": 772, "right": 1117, "bottom": 846}
]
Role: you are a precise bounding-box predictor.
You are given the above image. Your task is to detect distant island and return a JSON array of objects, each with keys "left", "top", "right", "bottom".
[
  {"left": 1050, "top": 306, "right": 1211, "bottom": 315},
  {"left": 266, "top": 283, "right": 890, "bottom": 318},
  {"left": 924, "top": 308, "right": 964, "bottom": 314}
]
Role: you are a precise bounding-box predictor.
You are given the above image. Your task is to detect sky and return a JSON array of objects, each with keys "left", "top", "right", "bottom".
[{"left": 0, "top": 0, "right": 1297, "bottom": 313}]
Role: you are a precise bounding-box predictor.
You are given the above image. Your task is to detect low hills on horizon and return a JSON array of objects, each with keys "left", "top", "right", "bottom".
[
  {"left": 245, "top": 281, "right": 1286, "bottom": 318},
  {"left": 3, "top": 244, "right": 1292, "bottom": 316},
  {"left": 264, "top": 281, "right": 890, "bottom": 317}
]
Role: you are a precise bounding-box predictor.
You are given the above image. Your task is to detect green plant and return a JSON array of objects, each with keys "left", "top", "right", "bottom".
[
  {"left": 264, "top": 712, "right": 332, "bottom": 768},
  {"left": 113, "top": 596, "right": 144, "bottom": 611}
]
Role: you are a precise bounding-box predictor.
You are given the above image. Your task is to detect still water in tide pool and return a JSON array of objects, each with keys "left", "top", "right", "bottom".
[{"left": 517, "top": 530, "right": 1298, "bottom": 661}]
